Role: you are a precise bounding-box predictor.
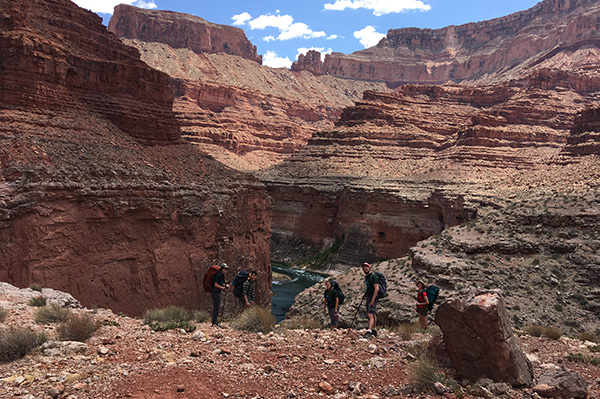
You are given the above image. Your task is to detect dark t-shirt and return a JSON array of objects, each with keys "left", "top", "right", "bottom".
[
  {"left": 213, "top": 272, "right": 225, "bottom": 292},
  {"left": 324, "top": 288, "right": 339, "bottom": 308},
  {"left": 365, "top": 272, "right": 380, "bottom": 297}
]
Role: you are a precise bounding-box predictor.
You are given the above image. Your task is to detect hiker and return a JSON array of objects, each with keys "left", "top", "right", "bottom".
[
  {"left": 241, "top": 270, "right": 257, "bottom": 308},
  {"left": 323, "top": 280, "right": 340, "bottom": 328},
  {"left": 416, "top": 280, "right": 430, "bottom": 329},
  {"left": 211, "top": 263, "right": 230, "bottom": 327},
  {"left": 362, "top": 262, "right": 380, "bottom": 337}
]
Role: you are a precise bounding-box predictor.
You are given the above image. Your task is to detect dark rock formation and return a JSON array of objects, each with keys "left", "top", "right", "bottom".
[
  {"left": 0, "top": 0, "right": 272, "bottom": 316},
  {"left": 109, "top": 4, "right": 262, "bottom": 64},
  {"left": 291, "top": 50, "right": 323, "bottom": 75},
  {"left": 564, "top": 106, "right": 600, "bottom": 155},
  {"left": 321, "top": 0, "right": 600, "bottom": 86},
  {"left": 534, "top": 369, "right": 589, "bottom": 399},
  {"left": 435, "top": 290, "right": 534, "bottom": 386}
]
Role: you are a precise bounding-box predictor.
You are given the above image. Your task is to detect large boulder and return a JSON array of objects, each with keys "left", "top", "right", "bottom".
[
  {"left": 435, "top": 289, "right": 533, "bottom": 386},
  {"left": 533, "top": 368, "right": 588, "bottom": 399}
]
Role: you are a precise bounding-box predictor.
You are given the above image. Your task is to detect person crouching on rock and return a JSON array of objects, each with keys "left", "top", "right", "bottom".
[
  {"left": 323, "top": 280, "right": 340, "bottom": 328},
  {"left": 212, "top": 263, "right": 230, "bottom": 327},
  {"left": 416, "top": 280, "right": 429, "bottom": 330}
]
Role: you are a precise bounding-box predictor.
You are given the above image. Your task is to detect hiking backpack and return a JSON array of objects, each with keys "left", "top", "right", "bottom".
[
  {"left": 232, "top": 271, "right": 250, "bottom": 298},
  {"left": 203, "top": 265, "right": 221, "bottom": 292},
  {"left": 330, "top": 280, "right": 345, "bottom": 305},
  {"left": 374, "top": 272, "right": 387, "bottom": 298},
  {"left": 424, "top": 285, "right": 440, "bottom": 311}
]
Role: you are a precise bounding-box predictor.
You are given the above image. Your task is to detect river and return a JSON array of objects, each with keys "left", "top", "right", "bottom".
[{"left": 271, "top": 264, "right": 325, "bottom": 323}]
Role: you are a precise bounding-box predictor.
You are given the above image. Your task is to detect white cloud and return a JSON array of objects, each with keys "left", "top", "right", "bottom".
[
  {"left": 247, "top": 13, "right": 326, "bottom": 41},
  {"left": 327, "top": 34, "right": 340, "bottom": 40},
  {"left": 297, "top": 47, "right": 333, "bottom": 61},
  {"left": 232, "top": 12, "right": 252, "bottom": 26},
  {"left": 354, "top": 26, "right": 386, "bottom": 48},
  {"left": 324, "top": 0, "right": 431, "bottom": 16},
  {"left": 263, "top": 35, "right": 276, "bottom": 42},
  {"left": 72, "top": 0, "right": 156, "bottom": 14},
  {"left": 263, "top": 51, "right": 293, "bottom": 68}
]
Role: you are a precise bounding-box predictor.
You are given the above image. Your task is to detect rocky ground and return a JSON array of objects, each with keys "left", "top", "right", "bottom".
[{"left": 1, "top": 284, "right": 600, "bottom": 399}]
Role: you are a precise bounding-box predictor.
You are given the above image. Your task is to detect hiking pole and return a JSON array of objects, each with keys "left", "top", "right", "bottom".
[{"left": 350, "top": 296, "right": 365, "bottom": 329}]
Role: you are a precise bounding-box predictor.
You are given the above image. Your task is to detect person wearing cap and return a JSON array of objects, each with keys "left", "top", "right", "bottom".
[
  {"left": 362, "top": 262, "right": 380, "bottom": 338},
  {"left": 211, "top": 263, "right": 230, "bottom": 327}
]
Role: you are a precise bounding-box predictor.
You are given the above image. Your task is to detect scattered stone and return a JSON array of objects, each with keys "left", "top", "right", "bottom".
[
  {"left": 489, "top": 382, "right": 511, "bottom": 395},
  {"left": 533, "top": 368, "right": 588, "bottom": 399},
  {"left": 319, "top": 381, "right": 334, "bottom": 394},
  {"left": 97, "top": 346, "right": 110, "bottom": 355},
  {"left": 433, "top": 382, "right": 452, "bottom": 395},
  {"left": 177, "top": 385, "right": 185, "bottom": 392}
]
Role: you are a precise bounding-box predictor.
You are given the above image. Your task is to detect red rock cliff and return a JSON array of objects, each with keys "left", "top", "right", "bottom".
[
  {"left": 109, "top": 4, "right": 262, "bottom": 64},
  {"left": 0, "top": 0, "right": 272, "bottom": 316},
  {"left": 322, "top": 0, "right": 600, "bottom": 86}
]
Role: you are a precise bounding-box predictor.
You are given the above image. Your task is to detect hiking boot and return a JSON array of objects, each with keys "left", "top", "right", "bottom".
[
  {"left": 364, "top": 330, "right": 373, "bottom": 338},
  {"left": 372, "top": 329, "right": 378, "bottom": 337}
]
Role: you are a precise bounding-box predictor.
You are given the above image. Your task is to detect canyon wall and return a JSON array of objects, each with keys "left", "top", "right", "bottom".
[
  {"left": 0, "top": 0, "right": 272, "bottom": 316},
  {"left": 291, "top": 0, "right": 600, "bottom": 86},
  {"left": 109, "top": 4, "right": 262, "bottom": 64}
]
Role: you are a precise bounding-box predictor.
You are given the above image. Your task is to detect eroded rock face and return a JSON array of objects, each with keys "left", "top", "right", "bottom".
[
  {"left": 322, "top": 0, "right": 600, "bottom": 86},
  {"left": 435, "top": 290, "right": 534, "bottom": 386},
  {"left": 565, "top": 106, "right": 600, "bottom": 155},
  {"left": 291, "top": 50, "right": 323, "bottom": 75},
  {"left": 0, "top": 0, "right": 272, "bottom": 316},
  {"left": 109, "top": 4, "right": 262, "bottom": 64}
]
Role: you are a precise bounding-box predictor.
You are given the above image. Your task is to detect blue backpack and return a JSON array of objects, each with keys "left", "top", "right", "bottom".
[
  {"left": 232, "top": 271, "right": 250, "bottom": 298},
  {"left": 424, "top": 285, "right": 440, "bottom": 311}
]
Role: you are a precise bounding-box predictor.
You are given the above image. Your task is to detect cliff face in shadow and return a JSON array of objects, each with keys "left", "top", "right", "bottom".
[{"left": 0, "top": 0, "right": 272, "bottom": 315}]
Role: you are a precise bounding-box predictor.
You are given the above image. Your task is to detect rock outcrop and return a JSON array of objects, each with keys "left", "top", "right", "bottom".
[
  {"left": 291, "top": 50, "right": 323, "bottom": 75},
  {"left": 564, "top": 106, "right": 600, "bottom": 155},
  {"left": 435, "top": 290, "right": 534, "bottom": 386},
  {"left": 109, "top": 4, "right": 262, "bottom": 64},
  {"left": 0, "top": 0, "right": 272, "bottom": 316},
  {"left": 534, "top": 369, "right": 589, "bottom": 399},
  {"left": 319, "top": 0, "right": 600, "bottom": 86}
]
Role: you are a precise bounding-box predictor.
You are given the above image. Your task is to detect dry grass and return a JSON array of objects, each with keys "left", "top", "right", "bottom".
[
  {"left": 57, "top": 313, "right": 100, "bottom": 342},
  {"left": 232, "top": 307, "right": 275, "bottom": 333},
  {"left": 34, "top": 304, "right": 72, "bottom": 324},
  {"left": 0, "top": 306, "right": 6, "bottom": 323},
  {"left": 143, "top": 306, "right": 193, "bottom": 324},
  {"left": 193, "top": 310, "right": 210, "bottom": 323},
  {"left": 0, "top": 327, "right": 48, "bottom": 361},
  {"left": 392, "top": 322, "right": 419, "bottom": 340},
  {"left": 279, "top": 315, "right": 322, "bottom": 330},
  {"left": 407, "top": 355, "right": 460, "bottom": 394},
  {"left": 28, "top": 296, "right": 47, "bottom": 307},
  {"left": 523, "top": 324, "right": 544, "bottom": 337}
]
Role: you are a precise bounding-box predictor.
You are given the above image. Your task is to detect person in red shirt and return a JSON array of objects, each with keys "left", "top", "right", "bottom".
[{"left": 416, "top": 280, "right": 430, "bottom": 329}]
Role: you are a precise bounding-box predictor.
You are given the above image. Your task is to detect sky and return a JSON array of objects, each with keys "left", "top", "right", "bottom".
[{"left": 73, "top": 0, "right": 542, "bottom": 68}]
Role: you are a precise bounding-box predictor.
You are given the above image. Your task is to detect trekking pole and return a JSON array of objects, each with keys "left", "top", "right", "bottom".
[
  {"left": 350, "top": 296, "right": 365, "bottom": 329},
  {"left": 220, "top": 291, "right": 227, "bottom": 323}
]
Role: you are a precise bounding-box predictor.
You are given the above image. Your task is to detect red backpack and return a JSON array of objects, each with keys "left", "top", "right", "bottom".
[{"left": 203, "top": 265, "right": 220, "bottom": 292}]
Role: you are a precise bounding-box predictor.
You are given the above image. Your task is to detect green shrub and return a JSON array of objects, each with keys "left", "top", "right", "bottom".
[
  {"left": 524, "top": 324, "right": 543, "bottom": 337},
  {"left": 56, "top": 313, "right": 100, "bottom": 342},
  {"left": 0, "top": 327, "right": 48, "bottom": 361},
  {"left": 34, "top": 304, "right": 71, "bottom": 324},
  {"left": 0, "top": 306, "right": 7, "bottom": 323},
  {"left": 279, "top": 316, "right": 322, "bottom": 330},
  {"left": 28, "top": 296, "right": 47, "bottom": 307},
  {"left": 193, "top": 310, "right": 210, "bottom": 323},
  {"left": 232, "top": 306, "right": 275, "bottom": 333},
  {"left": 542, "top": 326, "right": 562, "bottom": 340},
  {"left": 407, "top": 355, "right": 460, "bottom": 394},
  {"left": 392, "top": 322, "right": 419, "bottom": 340},
  {"left": 29, "top": 283, "right": 43, "bottom": 292},
  {"left": 149, "top": 321, "right": 196, "bottom": 332},
  {"left": 143, "top": 306, "right": 193, "bottom": 324}
]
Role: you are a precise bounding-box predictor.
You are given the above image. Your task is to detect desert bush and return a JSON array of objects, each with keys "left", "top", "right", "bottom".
[
  {"left": 148, "top": 321, "right": 196, "bottom": 332},
  {"left": 392, "top": 322, "right": 419, "bottom": 340},
  {"left": 0, "top": 306, "right": 6, "bottom": 323},
  {"left": 0, "top": 327, "right": 48, "bottom": 361},
  {"left": 34, "top": 304, "right": 71, "bottom": 324},
  {"left": 407, "top": 355, "right": 460, "bottom": 394},
  {"left": 232, "top": 306, "right": 275, "bottom": 333},
  {"left": 193, "top": 310, "right": 210, "bottom": 323},
  {"left": 279, "top": 316, "right": 321, "bottom": 330},
  {"left": 523, "top": 324, "right": 544, "bottom": 337},
  {"left": 28, "top": 296, "right": 47, "bottom": 307},
  {"left": 29, "top": 283, "right": 43, "bottom": 292},
  {"left": 56, "top": 313, "right": 100, "bottom": 342},
  {"left": 143, "top": 306, "right": 193, "bottom": 324},
  {"left": 542, "top": 326, "right": 562, "bottom": 340},
  {"left": 577, "top": 332, "right": 600, "bottom": 343}
]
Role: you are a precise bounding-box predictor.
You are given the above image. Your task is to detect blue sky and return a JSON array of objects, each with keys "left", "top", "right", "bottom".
[{"left": 73, "top": 0, "right": 542, "bottom": 68}]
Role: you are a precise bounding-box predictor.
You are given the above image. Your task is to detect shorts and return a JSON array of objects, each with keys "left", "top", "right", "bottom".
[
  {"left": 416, "top": 306, "right": 428, "bottom": 316},
  {"left": 366, "top": 296, "right": 378, "bottom": 314}
]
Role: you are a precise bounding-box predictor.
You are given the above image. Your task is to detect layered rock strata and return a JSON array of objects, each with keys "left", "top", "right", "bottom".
[
  {"left": 0, "top": 0, "right": 272, "bottom": 316},
  {"left": 109, "top": 4, "right": 262, "bottom": 64},
  {"left": 293, "top": 0, "right": 600, "bottom": 86}
]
